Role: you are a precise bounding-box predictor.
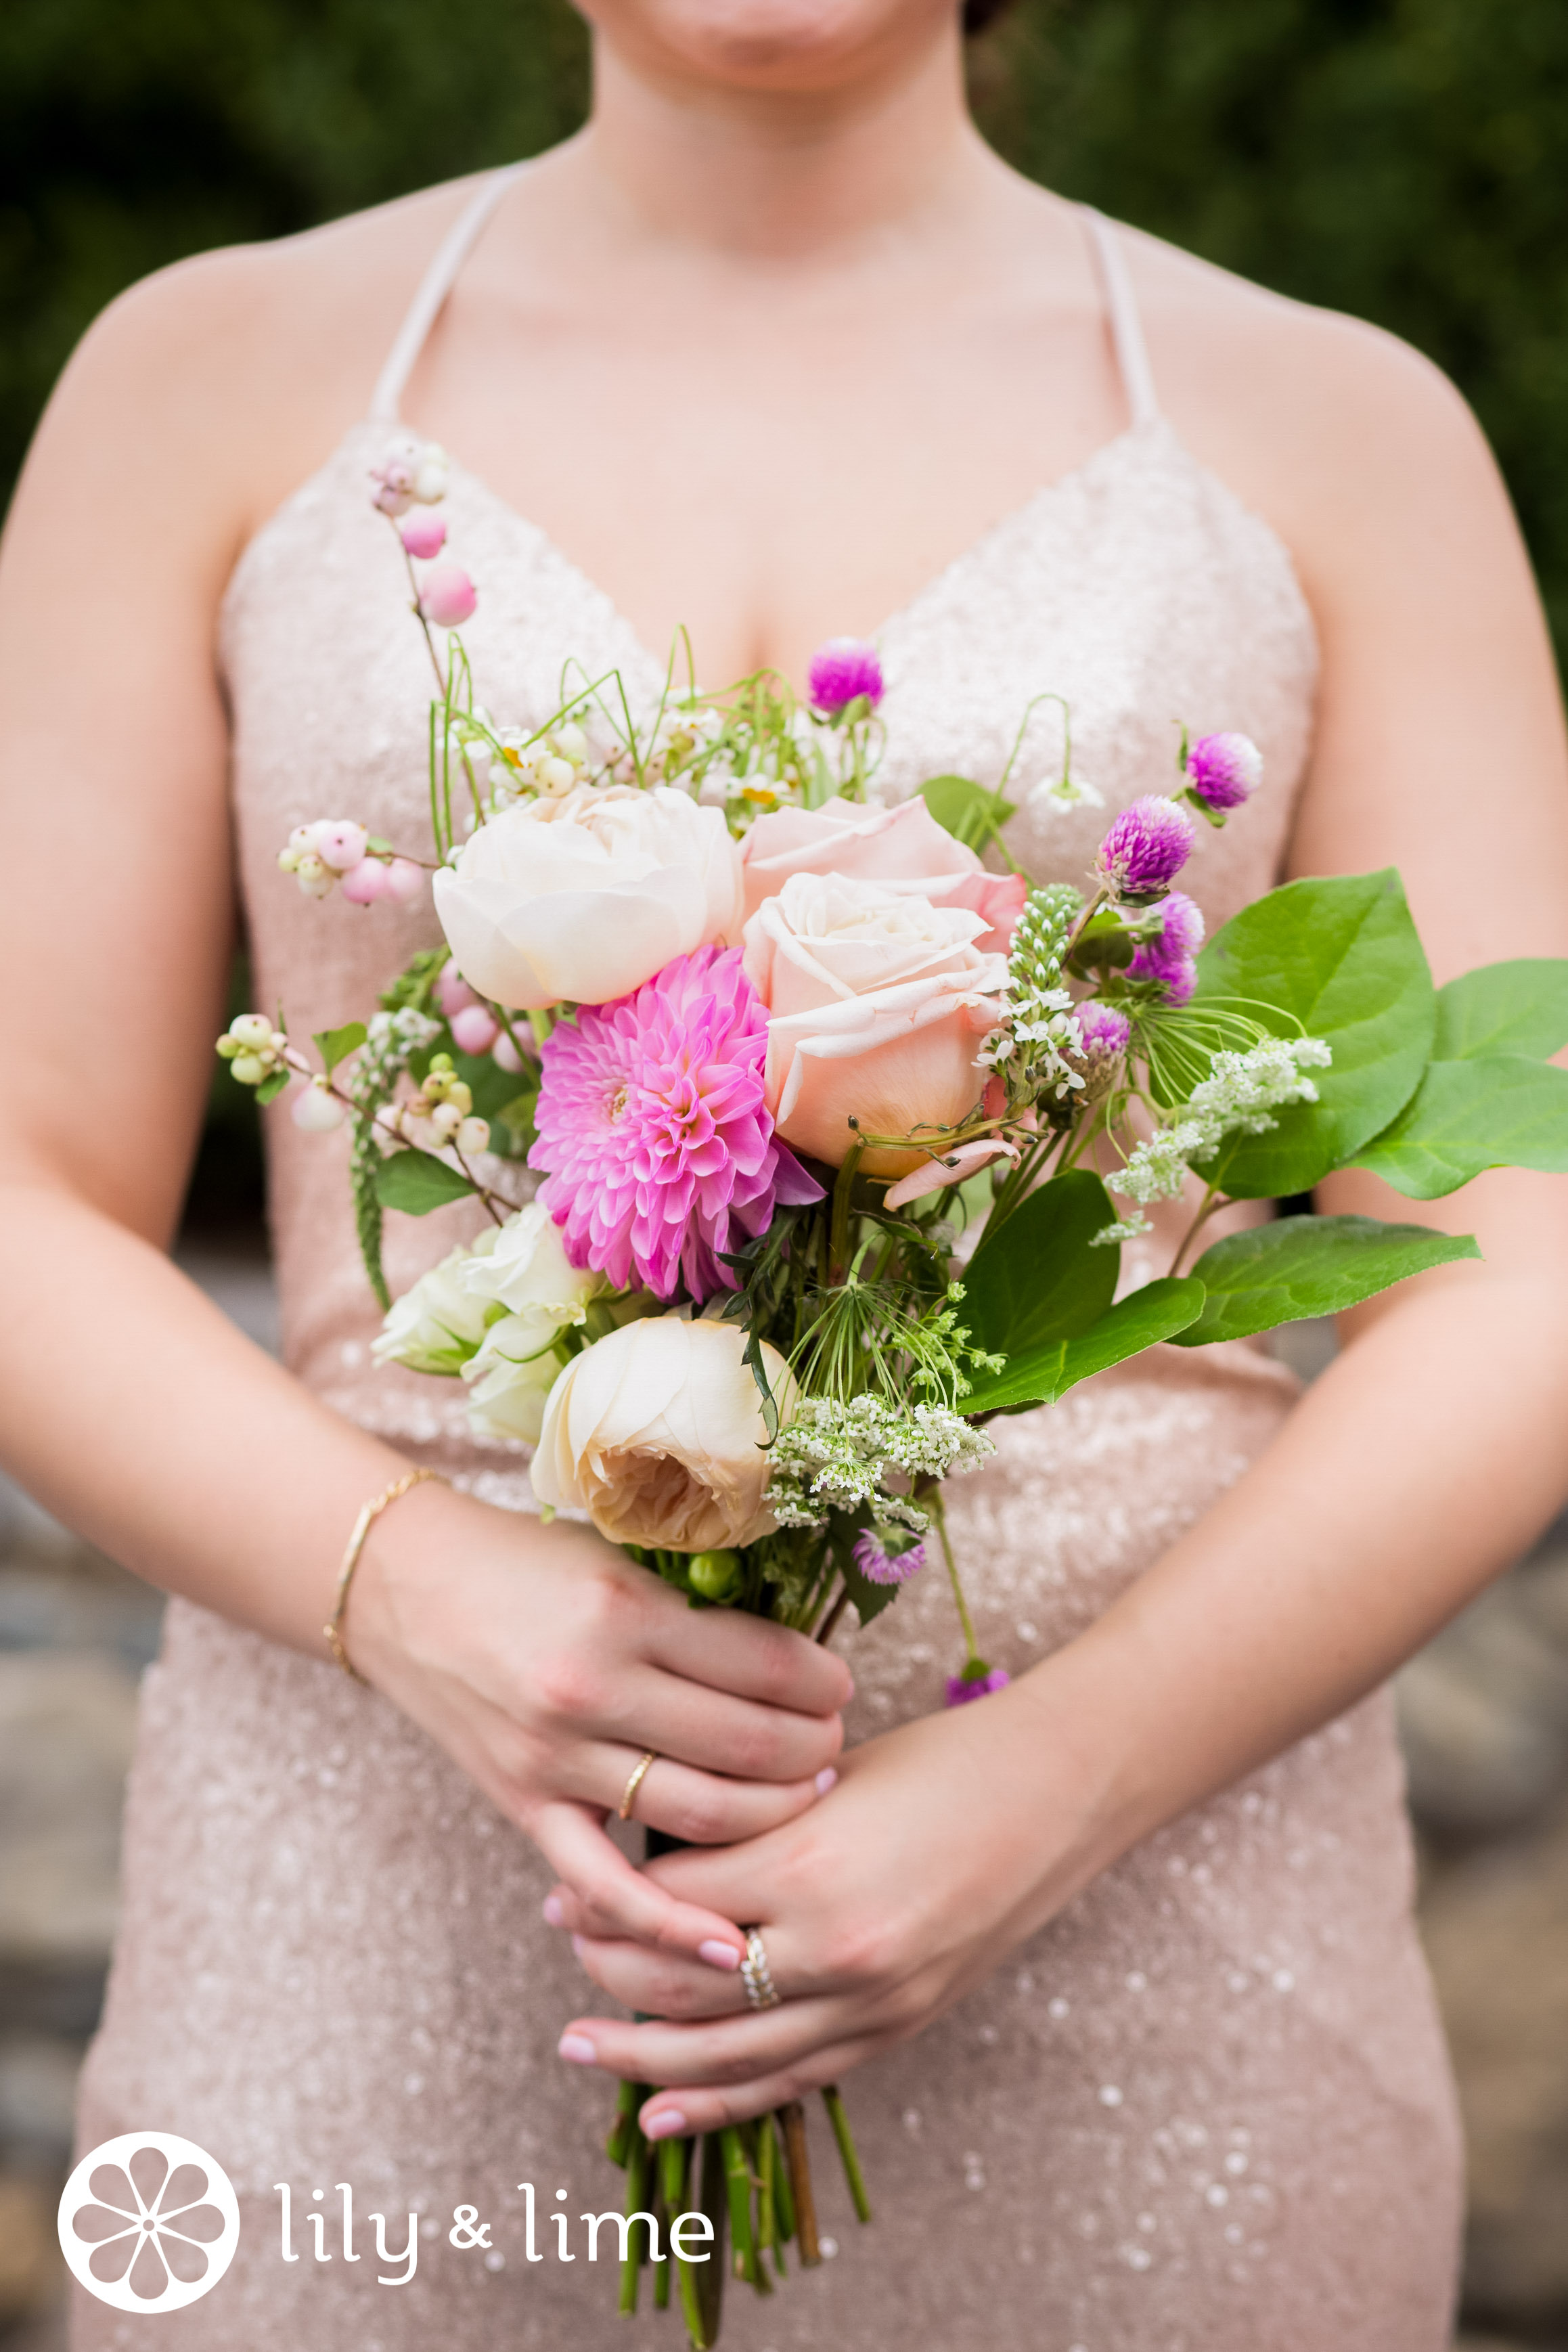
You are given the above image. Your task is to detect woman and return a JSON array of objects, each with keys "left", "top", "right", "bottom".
[{"left": 5, "top": 2, "right": 1568, "bottom": 2345}]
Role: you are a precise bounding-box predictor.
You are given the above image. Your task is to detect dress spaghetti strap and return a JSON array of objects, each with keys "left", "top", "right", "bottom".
[
  {"left": 369, "top": 163, "right": 529, "bottom": 424},
  {"left": 1079, "top": 206, "right": 1161, "bottom": 430}
]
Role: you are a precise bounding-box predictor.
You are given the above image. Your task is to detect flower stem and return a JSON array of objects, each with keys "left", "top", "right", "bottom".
[
  {"left": 822, "top": 2085, "right": 872, "bottom": 2223},
  {"left": 1169, "top": 1182, "right": 1226, "bottom": 1277},
  {"left": 928, "top": 1490, "right": 981, "bottom": 1663},
  {"left": 778, "top": 2102, "right": 821, "bottom": 2265}
]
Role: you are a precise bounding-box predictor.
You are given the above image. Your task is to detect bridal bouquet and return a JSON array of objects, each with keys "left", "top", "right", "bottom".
[{"left": 217, "top": 435, "right": 1568, "bottom": 2344}]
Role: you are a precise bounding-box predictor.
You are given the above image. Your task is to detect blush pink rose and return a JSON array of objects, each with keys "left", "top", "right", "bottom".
[
  {"left": 740, "top": 795, "right": 1027, "bottom": 951},
  {"left": 742, "top": 872, "right": 1008, "bottom": 1175}
]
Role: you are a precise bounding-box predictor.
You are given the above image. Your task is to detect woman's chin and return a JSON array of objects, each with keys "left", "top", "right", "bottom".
[{"left": 585, "top": 0, "right": 958, "bottom": 93}]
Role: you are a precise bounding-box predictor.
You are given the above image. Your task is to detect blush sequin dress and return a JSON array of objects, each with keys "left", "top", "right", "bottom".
[{"left": 74, "top": 170, "right": 1463, "bottom": 2350}]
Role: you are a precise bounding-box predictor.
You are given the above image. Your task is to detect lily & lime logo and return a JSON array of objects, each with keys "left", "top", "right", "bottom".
[{"left": 58, "top": 2132, "right": 241, "bottom": 2312}]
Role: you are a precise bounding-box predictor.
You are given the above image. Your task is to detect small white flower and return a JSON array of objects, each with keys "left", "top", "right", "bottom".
[
  {"left": 372, "top": 1243, "right": 500, "bottom": 1376},
  {"left": 1091, "top": 1214, "right": 1151, "bottom": 1247}
]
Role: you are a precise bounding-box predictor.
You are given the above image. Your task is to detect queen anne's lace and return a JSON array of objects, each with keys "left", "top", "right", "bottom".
[
  {"left": 1108, "top": 1036, "right": 1332, "bottom": 1203},
  {"left": 765, "top": 1396, "right": 994, "bottom": 1534}
]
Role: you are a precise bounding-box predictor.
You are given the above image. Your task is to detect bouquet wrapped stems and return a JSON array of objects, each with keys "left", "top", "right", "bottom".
[
  {"left": 608, "top": 1832, "right": 868, "bottom": 2338},
  {"left": 607, "top": 2096, "right": 856, "bottom": 2343}
]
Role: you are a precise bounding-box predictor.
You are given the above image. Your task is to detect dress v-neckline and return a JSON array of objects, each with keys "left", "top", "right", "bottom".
[{"left": 431, "top": 415, "right": 1169, "bottom": 688}]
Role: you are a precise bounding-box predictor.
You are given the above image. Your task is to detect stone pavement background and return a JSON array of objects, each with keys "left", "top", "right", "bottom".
[{"left": 1, "top": 1279, "right": 1565, "bottom": 2349}]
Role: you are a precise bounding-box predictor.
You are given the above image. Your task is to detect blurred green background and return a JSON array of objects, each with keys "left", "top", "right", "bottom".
[
  {"left": 5, "top": 0, "right": 1567, "bottom": 650},
  {"left": 3, "top": 0, "right": 1565, "bottom": 1226}
]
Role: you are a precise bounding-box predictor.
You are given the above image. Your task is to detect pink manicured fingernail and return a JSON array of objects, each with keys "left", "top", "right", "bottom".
[
  {"left": 558, "top": 2033, "right": 598, "bottom": 2064},
  {"left": 815, "top": 1767, "right": 838, "bottom": 1796},
  {"left": 698, "top": 1939, "right": 740, "bottom": 1971},
  {"left": 543, "top": 1894, "right": 564, "bottom": 1926},
  {"left": 644, "top": 2109, "right": 688, "bottom": 2141}
]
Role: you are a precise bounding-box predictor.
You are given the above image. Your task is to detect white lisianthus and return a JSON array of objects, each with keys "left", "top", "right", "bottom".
[
  {"left": 370, "top": 1241, "right": 501, "bottom": 1377},
  {"left": 456, "top": 1204, "right": 606, "bottom": 1444},
  {"left": 432, "top": 783, "right": 744, "bottom": 1011},
  {"left": 463, "top": 1316, "right": 570, "bottom": 1444},
  {"left": 531, "top": 1314, "right": 797, "bottom": 1551}
]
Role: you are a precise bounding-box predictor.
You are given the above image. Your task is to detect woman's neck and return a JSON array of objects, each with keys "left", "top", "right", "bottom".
[{"left": 566, "top": 18, "right": 1001, "bottom": 271}]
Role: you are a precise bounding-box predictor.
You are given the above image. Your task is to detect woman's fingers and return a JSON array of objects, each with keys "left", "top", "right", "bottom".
[
  {"left": 646, "top": 1599, "right": 853, "bottom": 1718},
  {"left": 583, "top": 1744, "right": 836, "bottom": 1846},
  {"left": 568, "top": 1932, "right": 749, "bottom": 2020},
  {"left": 556, "top": 1994, "right": 839, "bottom": 2088},
  {"left": 619, "top": 1667, "right": 846, "bottom": 1786},
  {"left": 528, "top": 1803, "right": 745, "bottom": 1969},
  {"left": 555, "top": 1999, "right": 883, "bottom": 2133},
  {"left": 636, "top": 2038, "right": 880, "bottom": 2139}
]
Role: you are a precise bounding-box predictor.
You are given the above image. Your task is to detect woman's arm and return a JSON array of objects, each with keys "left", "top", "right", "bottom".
[
  {"left": 547, "top": 300, "right": 1568, "bottom": 2129},
  {"left": 0, "top": 246, "right": 849, "bottom": 1968}
]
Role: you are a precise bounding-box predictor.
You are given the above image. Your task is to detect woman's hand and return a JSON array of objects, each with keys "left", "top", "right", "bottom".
[
  {"left": 350, "top": 1482, "right": 853, "bottom": 1972},
  {"left": 541, "top": 1673, "right": 1112, "bottom": 2134}
]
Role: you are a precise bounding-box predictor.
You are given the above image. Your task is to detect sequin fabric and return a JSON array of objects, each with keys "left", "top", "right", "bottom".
[{"left": 74, "top": 407, "right": 1462, "bottom": 2349}]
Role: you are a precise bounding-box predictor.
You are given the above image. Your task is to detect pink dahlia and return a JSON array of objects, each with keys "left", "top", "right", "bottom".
[{"left": 529, "top": 946, "right": 822, "bottom": 1301}]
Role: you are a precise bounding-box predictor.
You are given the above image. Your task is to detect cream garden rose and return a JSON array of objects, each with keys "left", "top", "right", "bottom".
[
  {"left": 530, "top": 1314, "right": 797, "bottom": 1551},
  {"left": 742, "top": 871, "right": 1008, "bottom": 1174},
  {"left": 432, "top": 782, "right": 744, "bottom": 1011},
  {"left": 740, "top": 793, "right": 1027, "bottom": 951}
]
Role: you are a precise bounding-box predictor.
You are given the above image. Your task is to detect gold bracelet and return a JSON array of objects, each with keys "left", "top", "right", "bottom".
[{"left": 323, "top": 1466, "right": 445, "bottom": 1685}]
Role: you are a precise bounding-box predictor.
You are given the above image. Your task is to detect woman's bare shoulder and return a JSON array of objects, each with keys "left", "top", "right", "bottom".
[
  {"left": 17, "top": 175, "right": 491, "bottom": 562},
  {"left": 1121, "top": 221, "right": 1508, "bottom": 602}
]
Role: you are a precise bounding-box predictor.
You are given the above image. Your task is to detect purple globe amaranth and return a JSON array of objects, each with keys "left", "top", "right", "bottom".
[
  {"left": 529, "top": 944, "right": 822, "bottom": 1302},
  {"left": 1128, "top": 889, "right": 1205, "bottom": 1004},
  {"left": 852, "top": 1530, "right": 926, "bottom": 1587},
  {"left": 945, "top": 1659, "right": 1012, "bottom": 1706},
  {"left": 1186, "top": 730, "right": 1263, "bottom": 812},
  {"left": 1095, "top": 795, "right": 1194, "bottom": 901},
  {"left": 1076, "top": 1002, "right": 1132, "bottom": 1057},
  {"left": 807, "top": 636, "right": 884, "bottom": 715}
]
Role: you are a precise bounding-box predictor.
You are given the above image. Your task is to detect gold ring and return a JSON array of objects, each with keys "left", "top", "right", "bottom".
[
  {"left": 740, "top": 1927, "right": 780, "bottom": 2011},
  {"left": 618, "top": 1750, "right": 658, "bottom": 1822}
]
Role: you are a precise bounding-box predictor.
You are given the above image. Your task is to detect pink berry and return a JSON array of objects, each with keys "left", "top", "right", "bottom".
[
  {"left": 399, "top": 512, "right": 448, "bottom": 560},
  {"left": 383, "top": 858, "right": 425, "bottom": 904},
  {"left": 435, "top": 968, "right": 478, "bottom": 1019},
  {"left": 313, "top": 820, "right": 369, "bottom": 873},
  {"left": 492, "top": 1029, "right": 527, "bottom": 1074},
  {"left": 450, "top": 1004, "right": 501, "bottom": 1056},
  {"left": 418, "top": 563, "right": 477, "bottom": 629},
  {"left": 340, "top": 857, "right": 389, "bottom": 906}
]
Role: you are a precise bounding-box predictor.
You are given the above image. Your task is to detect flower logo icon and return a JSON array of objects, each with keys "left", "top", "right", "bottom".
[{"left": 58, "top": 2131, "right": 240, "bottom": 2313}]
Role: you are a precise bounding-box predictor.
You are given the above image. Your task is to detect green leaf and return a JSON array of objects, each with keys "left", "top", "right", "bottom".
[
  {"left": 1192, "top": 868, "right": 1435, "bottom": 1198},
  {"left": 962, "top": 1171, "right": 1119, "bottom": 1362},
  {"left": 914, "top": 773, "right": 1018, "bottom": 853},
  {"left": 495, "top": 1087, "right": 539, "bottom": 1155},
  {"left": 1351, "top": 1057, "right": 1568, "bottom": 1197},
  {"left": 1431, "top": 958, "right": 1568, "bottom": 1061},
  {"left": 1172, "top": 1214, "right": 1479, "bottom": 1346},
  {"left": 374, "top": 1150, "right": 477, "bottom": 1214},
  {"left": 962, "top": 1278, "right": 1207, "bottom": 1413},
  {"left": 253, "top": 1069, "right": 290, "bottom": 1107},
  {"left": 313, "top": 1021, "right": 367, "bottom": 1077}
]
